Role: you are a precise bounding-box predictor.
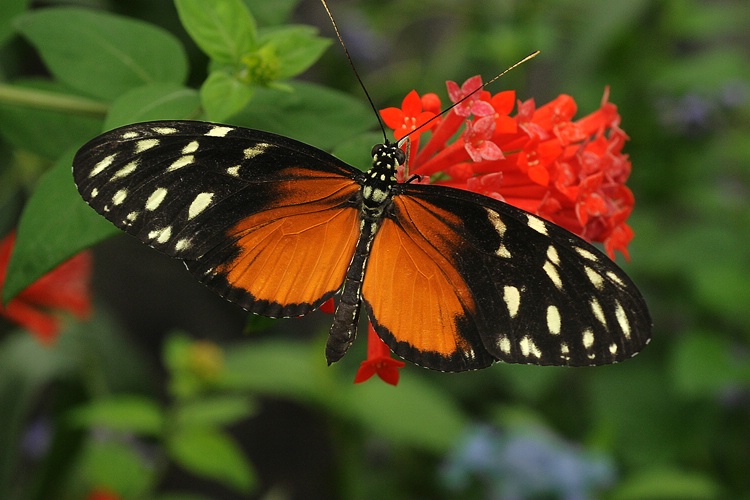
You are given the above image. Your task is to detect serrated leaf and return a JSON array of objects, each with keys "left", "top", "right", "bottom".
[
  {"left": 68, "top": 395, "right": 164, "bottom": 436},
  {"left": 3, "top": 151, "right": 118, "bottom": 303},
  {"left": 201, "top": 70, "right": 254, "bottom": 122},
  {"left": 15, "top": 8, "right": 187, "bottom": 101},
  {"left": 168, "top": 426, "right": 256, "bottom": 492},
  {"left": 175, "top": 0, "right": 256, "bottom": 64},
  {"left": 259, "top": 25, "right": 331, "bottom": 80},
  {"left": 105, "top": 83, "right": 201, "bottom": 130}
]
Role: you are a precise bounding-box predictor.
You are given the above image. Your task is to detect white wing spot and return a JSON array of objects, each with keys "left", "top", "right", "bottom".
[
  {"left": 175, "top": 238, "right": 192, "bottom": 252},
  {"left": 244, "top": 143, "right": 271, "bottom": 159},
  {"left": 609, "top": 343, "right": 618, "bottom": 355},
  {"left": 90, "top": 188, "right": 99, "bottom": 198},
  {"left": 584, "top": 266, "right": 605, "bottom": 289},
  {"left": 527, "top": 215, "right": 548, "bottom": 235},
  {"left": 574, "top": 246, "right": 599, "bottom": 261},
  {"left": 126, "top": 211, "right": 139, "bottom": 222},
  {"left": 110, "top": 160, "right": 138, "bottom": 181},
  {"left": 606, "top": 270, "right": 625, "bottom": 286},
  {"left": 226, "top": 165, "right": 241, "bottom": 177},
  {"left": 121, "top": 131, "right": 139, "bottom": 139},
  {"left": 561, "top": 342, "right": 570, "bottom": 355},
  {"left": 148, "top": 226, "right": 172, "bottom": 244},
  {"left": 519, "top": 336, "right": 542, "bottom": 358},
  {"left": 188, "top": 192, "right": 214, "bottom": 219},
  {"left": 206, "top": 126, "right": 233, "bottom": 137},
  {"left": 182, "top": 140, "right": 200, "bottom": 154},
  {"left": 498, "top": 335, "right": 512, "bottom": 354},
  {"left": 90, "top": 154, "right": 116, "bottom": 177},
  {"left": 543, "top": 260, "right": 563, "bottom": 289},
  {"left": 152, "top": 126, "right": 178, "bottom": 135},
  {"left": 615, "top": 301, "right": 631, "bottom": 339},
  {"left": 546, "top": 305, "right": 561, "bottom": 335},
  {"left": 590, "top": 298, "right": 607, "bottom": 327},
  {"left": 112, "top": 189, "right": 128, "bottom": 205},
  {"left": 167, "top": 155, "right": 194, "bottom": 171},
  {"left": 582, "top": 328, "right": 595, "bottom": 349},
  {"left": 546, "top": 245, "right": 560, "bottom": 265},
  {"left": 145, "top": 187, "right": 168, "bottom": 211},
  {"left": 485, "top": 209, "right": 511, "bottom": 258},
  {"left": 135, "top": 138, "right": 159, "bottom": 153},
  {"left": 503, "top": 286, "right": 520, "bottom": 318}
]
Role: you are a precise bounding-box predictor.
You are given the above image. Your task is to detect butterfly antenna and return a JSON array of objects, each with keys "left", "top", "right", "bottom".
[
  {"left": 398, "top": 50, "right": 540, "bottom": 147},
  {"left": 320, "top": 0, "right": 389, "bottom": 143}
]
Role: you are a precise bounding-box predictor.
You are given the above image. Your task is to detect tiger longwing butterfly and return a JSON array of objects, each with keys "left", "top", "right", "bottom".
[{"left": 73, "top": 115, "right": 651, "bottom": 371}]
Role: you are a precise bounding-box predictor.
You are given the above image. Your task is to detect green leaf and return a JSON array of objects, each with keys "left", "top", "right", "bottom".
[
  {"left": 68, "top": 395, "right": 164, "bottom": 436},
  {"left": 0, "top": 80, "right": 103, "bottom": 160},
  {"left": 105, "top": 83, "right": 201, "bottom": 130},
  {"left": 259, "top": 25, "right": 331, "bottom": 80},
  {"left": 168, "top": 426, "right": 256, "bottom": 493},
  {"left": 201, "top": 70, "right": 255, "bottom": 122},
  {"left": 0, "top": 0, "right": 27, "bottom": 47},
  {"left": 233, "top": 81, "right": 374, "bottom": 151},
  {"left": 175, "top": 0, "right": 256, "bottom": 64},
  {"left": 671, "top": 332, "right": 744, "bottom": 398},
  {"left": 242, "top": 0, "right": 300, "bottom": 26},
  {"left": 177, "top": 396, "right": 255, "bottom": 428},
  {"left": 2, "top": 150, "right": 118, "bottom": 303},
  {"left": 15, "top": 8, "right": 187, "bottom": 101},
  {"left": 611, "top": 467, "right": 722, "bottom": 500},
  {"left": 78, "top": 440, "right": 154, "bottom": 497}
]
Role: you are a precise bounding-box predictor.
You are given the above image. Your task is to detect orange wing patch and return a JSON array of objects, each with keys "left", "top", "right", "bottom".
[
  {"left": 216, "top": 170, "right": 359, "bottom": 308},
  {"left": 362, "top": 196, "right": 477, "bottom": 358}
]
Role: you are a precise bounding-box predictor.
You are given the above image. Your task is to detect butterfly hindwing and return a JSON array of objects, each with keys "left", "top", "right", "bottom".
[
  {"left": 73, "top": 120, "right": 362, "bottom": 317},
  {"left": 364, "top": 183, "right": 651, "bottom": 370}
]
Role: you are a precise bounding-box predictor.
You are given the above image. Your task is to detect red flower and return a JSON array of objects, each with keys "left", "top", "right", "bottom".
[
  {"left": 383, "top": 79, "right": 636, "bottom": 260},
  {"left": 354, "top": 323, "right": 405, "bottom": 386},
  {"left": 86, "top": 487, "right": 121, "bottom": 500},
  {"left": 0, "top": 231, "right": 92, "bottom": 344}
]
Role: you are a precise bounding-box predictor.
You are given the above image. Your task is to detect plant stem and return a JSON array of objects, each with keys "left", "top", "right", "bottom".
[{"left": 0, "top": 83, "right": 108, "bottom": 117}]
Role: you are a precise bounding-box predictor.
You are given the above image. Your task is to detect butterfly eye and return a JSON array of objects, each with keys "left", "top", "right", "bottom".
[
  {"left": 394, "top": 147, "right": 406, "bottom": 165},
  {"left": 371, "top": 144, "right": 383, "bottom": 157}
]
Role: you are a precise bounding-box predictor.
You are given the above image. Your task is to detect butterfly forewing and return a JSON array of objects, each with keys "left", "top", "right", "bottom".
[
  {"left": 73, "top": 121, "right": 363, "bottom": 317},
  {"left": 365, "top": 183, "right": 650, "bottom": 369}
]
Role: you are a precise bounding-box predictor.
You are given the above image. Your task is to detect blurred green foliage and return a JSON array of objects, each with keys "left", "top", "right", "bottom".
[{"left": 0, "top": 0, "right": 748, "bottom": 498}]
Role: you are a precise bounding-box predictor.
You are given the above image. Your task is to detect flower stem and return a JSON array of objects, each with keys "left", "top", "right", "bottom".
[{"left": 0, "top": 83, "right": 108, "bottom": 117}]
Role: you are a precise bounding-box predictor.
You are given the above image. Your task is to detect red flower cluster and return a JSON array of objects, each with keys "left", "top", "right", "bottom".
[
  {"left": 0, "top": 232, "right": 92, "bottom": 344},
  {"left": 354, "top": 76, "right": 638, "bottom": 385}
]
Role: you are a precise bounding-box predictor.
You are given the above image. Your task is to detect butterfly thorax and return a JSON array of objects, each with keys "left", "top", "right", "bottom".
[{"left": 359, "top": 142, "right": 405, "bottom": 221}]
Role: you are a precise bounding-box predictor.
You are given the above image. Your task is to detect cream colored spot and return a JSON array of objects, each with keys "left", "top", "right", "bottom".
[
  {"left": 606, "top": 270, "right": 625, "bottom": 286},
  {"left": 486, "top": 209, "right": 511, "bottom": 258},
  {"left": 175, "top": 238, "right": 192, "bottom": 252},
  {"left": 111, "top": 160, "right": 138, "bottom": 181},
  {"left": 244, "top": 143, "right": 271, "bottom": 159},
  {"left": 148, "top": 226, "right": 172, "bottom": 244},
  {"left": 582, "top": 328, "right": 595, "bottom": 349},
  {"left": 546, "top": 245, "right": 560, "bottom": 265},
  {"left": 226, "top": 165, "right": 241, "bottom": 177},
  {"left": 498, "top": 335, "right": 512, "bottom": 354},
  {"left": 543, "top": 260, "right": 563, "bottom": 289},
  {"left": 126, "top": 211, "right": 139, "bottom": 222},
  {"left": 135, "top": 138, "right": 159, "bottom": 153},
  {"left": 182, "top": 140, "right": 200, "bottom": 154},
  {"left": 609, "top": 343, "right": 618, "bottom": 355},
  {"left": 112, "top": 189, "right": 127, "bottom": 205},
  {"left": 188, "top": 192, "right": 214, "bottom": 219},
  {"left": 503, "top": 286, "right": 521, "bottom": 318},
  {"left": 152, "top": 126, "right": 178, "bottom": 135},
  {"left": 615, "top": 301, "right": 631, "bottom": 339},
  {"left": 527, "top": 215, "right": 548, "bottom": 235},
  {"left": 122, "top": 131, "right": 139, "bottom": 139},
  {"left": 167, "top": 155, "right": 194, "bottom": 171},
  {"left": 519, "top": 336, "right": 542, "bottom": 358},
  {"left": 561, "top": 342, "right": 570, "bottom": 355},
  {"left": 574, "top": 246, "right": 598, "bottom": 261},
  {"left": 546, "top": 305, "right": 561, "bottom": 335},
  {"left": 145, "top": 187, "right": 168, "bottom": 211},
  {"left": 206, "top": 126, "right": 233, "bottom": 137},
  {"left": 584, "top": 266, "right": 605, "bottom": 289},
  {"left": 90, "top": 188, "right": 99, "bottom": 198},
  {"left": 590, "top": 298, "right": 607, "bottom": 327},
  {"left": 90, "top": 154, "right": 116, "bottom": 177}
]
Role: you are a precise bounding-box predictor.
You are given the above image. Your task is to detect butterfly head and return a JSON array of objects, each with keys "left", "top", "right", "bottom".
[{"left": 360, "top": 142, "right": 406, "bottom": 219}]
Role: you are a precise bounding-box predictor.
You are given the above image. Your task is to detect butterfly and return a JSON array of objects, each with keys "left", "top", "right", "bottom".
[{"left": 72, "top": 119, "right": 651, "bottom": 372}]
